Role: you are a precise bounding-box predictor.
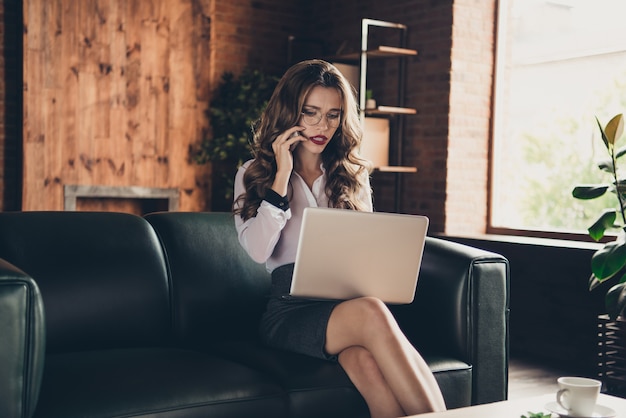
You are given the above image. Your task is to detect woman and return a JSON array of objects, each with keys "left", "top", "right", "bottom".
[{"left": 233, "top": 59, "right": 446, "bottom": 417}]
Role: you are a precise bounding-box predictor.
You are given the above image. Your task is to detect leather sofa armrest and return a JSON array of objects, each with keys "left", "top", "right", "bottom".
[
  {"left": 0, "top": 258, "right": 46, "bottom": 418},
  {"left": 390, "top": 236, "right": 510, "bottom": 405}
]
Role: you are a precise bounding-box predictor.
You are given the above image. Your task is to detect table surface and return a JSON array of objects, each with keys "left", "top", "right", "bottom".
[{"left": 412, "top": 393, "right": 625, "bottom": 417}]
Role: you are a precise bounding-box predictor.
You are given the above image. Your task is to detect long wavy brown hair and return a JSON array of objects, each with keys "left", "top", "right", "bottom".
[{"left": 234, "top": 59, "right": 371, "bottom": 221}]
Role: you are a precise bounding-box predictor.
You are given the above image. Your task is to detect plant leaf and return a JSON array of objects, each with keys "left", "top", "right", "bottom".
[
  {"left": 572, "top": 185, "right": 609, "bottom": 200},
  {"left": 605, "top": 113, "right": 624, "bottom": 146},
  {"left": 588, "top": 209, "right": 616, "bottom": 241},
  {"left": 589, "top": 273, "right": 602, "bottom": 291},
  {"left": 598, "top": 159, "right": 614, "bottom": 173},
  {"left": 521, "top": 413, "right": 552, "bottom": 418},
  {"left": 605, "top": 281, "right": 626, "bottom": 320},
  {"left": 597, "top": 116, "right": 611, "bottom": 150},
  {"left": 591, "top": 239, "right": 626, "bottom": 280},
  {"left": 616, "top": 145, "right": 626, "bottom": 159}
]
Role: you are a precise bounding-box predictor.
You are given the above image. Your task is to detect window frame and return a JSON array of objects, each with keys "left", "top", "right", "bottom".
[{"left": 487, "top": 0, "right": 623, "bottom": 244}]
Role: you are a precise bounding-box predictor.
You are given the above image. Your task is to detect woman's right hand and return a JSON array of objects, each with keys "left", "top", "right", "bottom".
[{"left": 271, "top": 127, "right": 305, "bottom": 195}]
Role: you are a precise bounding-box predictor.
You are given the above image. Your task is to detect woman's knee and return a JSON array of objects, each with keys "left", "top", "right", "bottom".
[
  {"left": 350, "top": 297, "right": 397, "bottom": 332},
  {"left": 338, "top": 346, "right": 380, "bottom": 378},
  {"left": 327, "top": 297, "right": 400, "bottom": 352}
]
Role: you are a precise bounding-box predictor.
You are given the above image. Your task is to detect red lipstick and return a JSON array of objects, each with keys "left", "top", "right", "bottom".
[{"left": 309, "top": 135, "right": 328, "bottom": 146}]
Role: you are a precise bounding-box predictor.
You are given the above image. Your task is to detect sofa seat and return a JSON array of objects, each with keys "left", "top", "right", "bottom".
[
  {"left": 210, "top": 342, "right": 473, "bottom": 415},
  {"left": 425, "top": 356, "right": 473, "bottom": 408},
  {"left": 34, "top": 347, "right": 288, "bottom": 418},
  {"left": 210, "top": 341, "right": 369, "bottom": 417}
]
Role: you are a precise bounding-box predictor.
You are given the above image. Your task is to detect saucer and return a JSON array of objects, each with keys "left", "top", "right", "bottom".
[{"left": 545, "top": 401, "right": 617, "bottom": 418}]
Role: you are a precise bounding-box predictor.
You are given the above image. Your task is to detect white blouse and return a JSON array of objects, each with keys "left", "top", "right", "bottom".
[{"left": 233, "top": 159, "right": 373, "bottom": 272}]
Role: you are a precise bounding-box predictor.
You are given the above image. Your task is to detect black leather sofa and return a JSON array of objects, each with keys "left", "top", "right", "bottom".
[{"left": 0, "top": 211, "right": 509, "bottom": 418}]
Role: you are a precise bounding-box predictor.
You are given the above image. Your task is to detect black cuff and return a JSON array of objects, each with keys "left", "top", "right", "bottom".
[{"left": 264, "top": 189, "right": 290, "bottom": 211}]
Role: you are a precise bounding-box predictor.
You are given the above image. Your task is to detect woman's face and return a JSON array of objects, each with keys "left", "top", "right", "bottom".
[{"left": 294, "top": 86, "right": 342, "bottom": 156}]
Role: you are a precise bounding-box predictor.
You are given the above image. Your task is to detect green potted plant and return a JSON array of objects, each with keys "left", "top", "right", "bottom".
[
  {"left": 572, "top": 113, "right": 626, "bottom": 320},
  {"left": 193, "top": 68, "right": 278, "bottom": 210}
]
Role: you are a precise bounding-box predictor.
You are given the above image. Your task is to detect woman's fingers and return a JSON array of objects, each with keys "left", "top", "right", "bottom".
[
  {"left": 274, "top": 127, "right": 304, "bottom": 148},
  {"left": 273, "top": 127, "right": 305, "bottom": 157},
  {"left": 272, "top": 127, "right": 304, "bottom": 194}
]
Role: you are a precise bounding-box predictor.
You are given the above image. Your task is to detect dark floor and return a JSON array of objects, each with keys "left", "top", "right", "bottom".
[{"left": 508, "top": 357, "right": 573, "bottom": 399}]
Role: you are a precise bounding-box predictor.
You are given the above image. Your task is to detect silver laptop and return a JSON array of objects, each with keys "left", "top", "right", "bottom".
[{"left": 289, "top": 207, "right": 429, "bottom": 304}]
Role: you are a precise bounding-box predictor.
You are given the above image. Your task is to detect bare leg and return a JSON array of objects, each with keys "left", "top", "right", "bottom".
[
  {"left": 338, "top": 346, "right": 405, "bottom": 418},
  {"left": 326, "top": 297, "right": 446, "bottom": 415}
]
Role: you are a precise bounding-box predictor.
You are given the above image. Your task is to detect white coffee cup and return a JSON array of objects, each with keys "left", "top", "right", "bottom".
[{"left": 556, "top": 376, "right": 601, "bottom": 417}]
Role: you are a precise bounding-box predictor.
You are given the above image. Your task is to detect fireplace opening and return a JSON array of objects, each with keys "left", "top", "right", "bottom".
[{"left": 64, "top": 185, "right": 180, "bottom": 216}]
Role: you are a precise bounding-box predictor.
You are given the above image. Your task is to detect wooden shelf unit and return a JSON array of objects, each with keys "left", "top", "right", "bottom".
[
  {"left": 333, "top": 18, "right": 418, "bottom": 211},
  {"left": 365, "top": 105, "right": 417, "bottom": 116},
  {"left": 330, "top": 45, "right": 418, "bottom": 62},
  {"left": 376, "top": 166, "right": 418, "bottom": 173}
]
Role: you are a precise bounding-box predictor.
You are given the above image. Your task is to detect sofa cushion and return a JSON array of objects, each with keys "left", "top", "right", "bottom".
[
  {"left": 211, "top": 342, "right": 473, "bottom": 414},
  {"left": 211, "top": 341, "right": 369, "bottom": 418},
  {"left": 144, "top": 212, "right": 271, "bottom": 345},
  {"left": 33, "top": 347, "right": 287, "bottom": 418},
  {"left": 425, "top": 355, "right": 473, "bottom": 409},
  {"left": 0, "top": 212, "right": 171, "bottom": 352}
]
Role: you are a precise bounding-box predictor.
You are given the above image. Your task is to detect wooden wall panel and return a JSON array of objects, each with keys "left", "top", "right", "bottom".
[{"left": 23, "top": 0, "right": 212, "bottom": 212}]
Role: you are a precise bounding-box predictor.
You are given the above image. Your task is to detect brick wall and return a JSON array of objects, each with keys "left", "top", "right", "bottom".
[
  {"left": 304, "top": 1, "right": 456, "bottom": 227},
  {"left": 445, "top": 0, "right": 496, "bottom": 234},
  {"left": 306, "top": 0, "right": 495, "bottom": 234},
  {"left": 210, "top": 0, "right": 308, "bottom": 83}
]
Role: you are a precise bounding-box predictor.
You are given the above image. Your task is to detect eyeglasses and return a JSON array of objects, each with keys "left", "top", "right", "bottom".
[{"left": 300, "top": 108, "right": 342, "bottom": 128}]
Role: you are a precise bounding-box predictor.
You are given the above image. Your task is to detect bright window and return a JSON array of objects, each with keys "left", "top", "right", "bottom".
[{"left": 491, "top": 0, "right": 626, "bottom": 234}]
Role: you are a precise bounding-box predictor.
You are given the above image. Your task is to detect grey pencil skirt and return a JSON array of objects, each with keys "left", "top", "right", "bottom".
[{"left": 259, "top": 263, "right": 341, "bottom": 361}]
